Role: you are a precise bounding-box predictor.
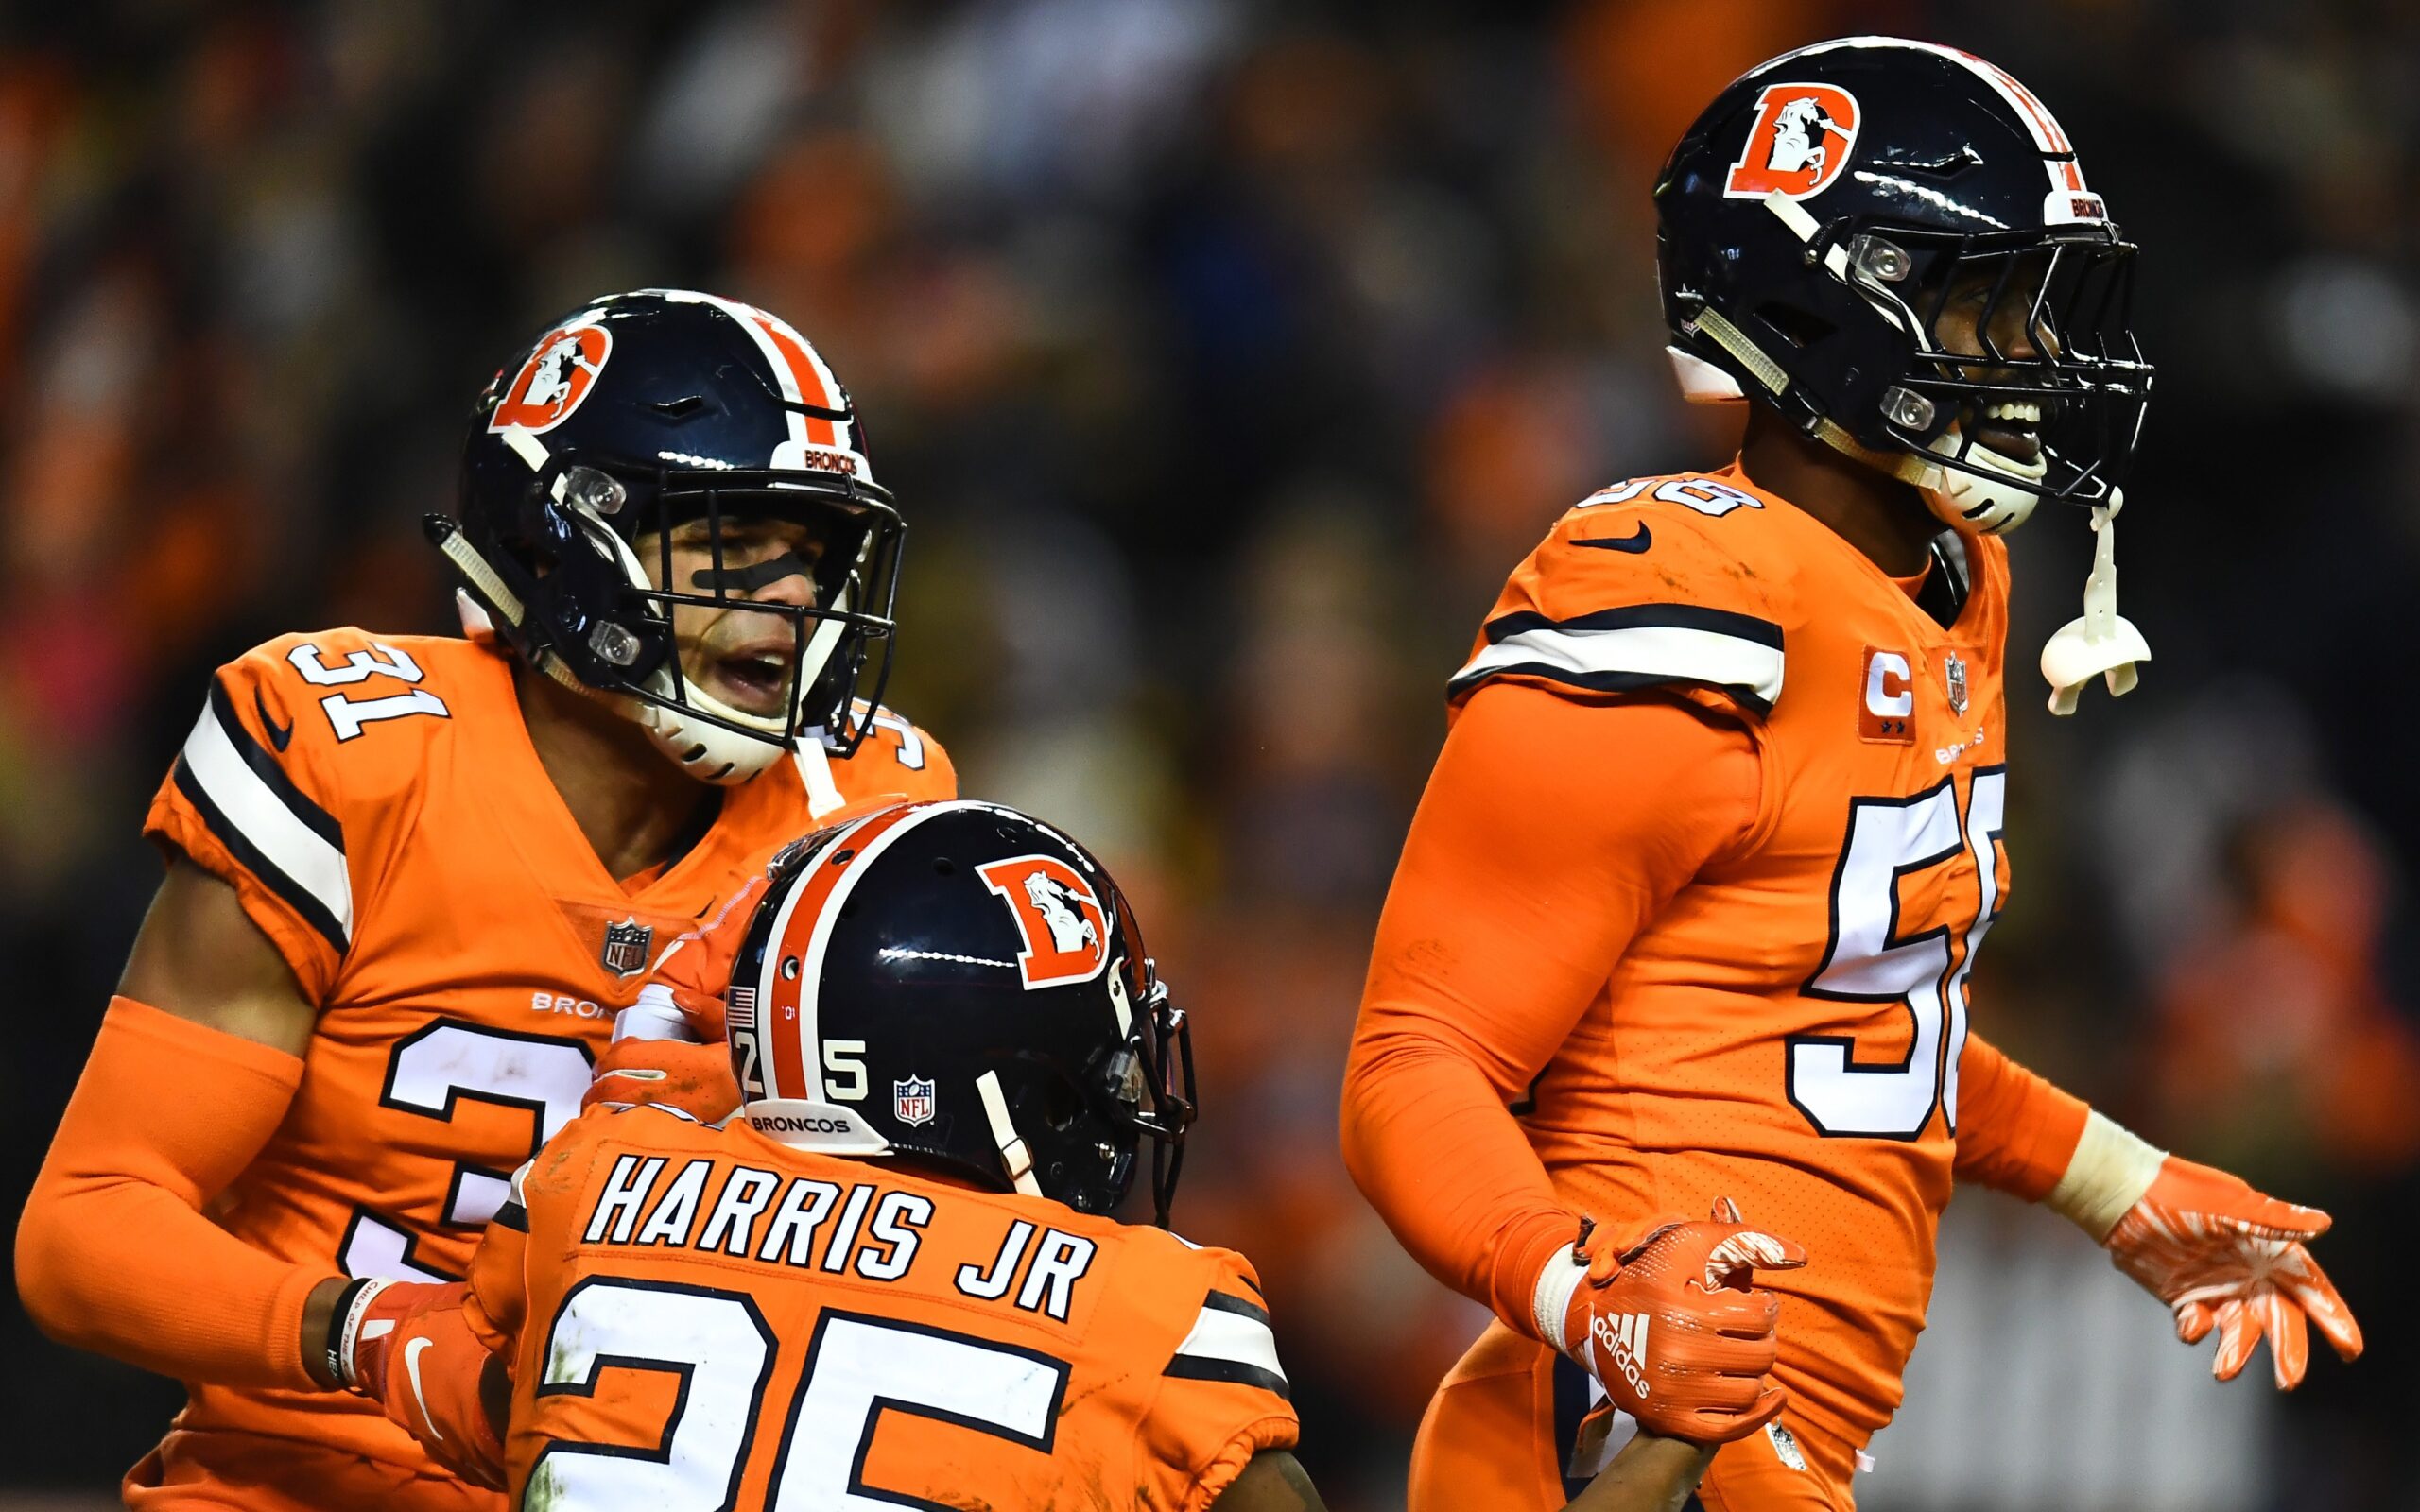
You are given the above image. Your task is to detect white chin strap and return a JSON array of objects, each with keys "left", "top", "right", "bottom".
[
  {"left": 977, "top": 1071, "right": 1045, "bottom": 1197},
  {"left": 635, "top": 696, "right": 786, "bottom": 785},
  {"left": 630, "top": 588, "right": 852, "bottom": 790},
  {"left": 2040, "top": 490, "right": 2150, "bottom": 714},
  {"left": 1917, "top": 430, "right": 2043, "bottom": 537}
]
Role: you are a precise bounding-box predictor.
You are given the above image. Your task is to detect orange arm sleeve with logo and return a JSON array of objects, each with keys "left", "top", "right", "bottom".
[
  {"left": 1951, "top": 1031, "right": 2090, "bottom": 1200},
  {"left": 14, "top": 997, "right": 325, "bottom": 1390},
  {"left": 1340, "top": 684, "right": 1762, "bottom": 1337}
]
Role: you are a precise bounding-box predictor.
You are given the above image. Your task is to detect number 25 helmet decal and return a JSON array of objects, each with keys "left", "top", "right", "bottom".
[
  {"left": 1657, "top": 38, "right": 2153, "bottom": 538},
  {"left": 728, "top": 801, "right": 1197, "bottom": 1227},
  {"left": 433, "top": 288, "right": 906, "bottom": 783}
]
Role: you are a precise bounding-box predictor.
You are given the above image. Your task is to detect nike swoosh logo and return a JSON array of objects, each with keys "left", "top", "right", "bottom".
[
  {"left": 254, "top": 688, "right": 294, "bottom": 752},
  {"left": 1574, "top": 523, "right": 1651, "bottom": 554},
  {"left": 404, "top": 1336, "right": 445, "bottom": 1442}
]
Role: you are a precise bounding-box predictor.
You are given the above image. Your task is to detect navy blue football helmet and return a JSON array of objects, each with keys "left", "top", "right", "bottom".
[
  {"left": 430, "top": 288, "right": 903, "bottom": 781},
  {"left": 727, "top": 801, "right": 1196, "bottom": 1226},
  {"left": 1656, "top": 38, "right": 2154, "bottom": 536}
]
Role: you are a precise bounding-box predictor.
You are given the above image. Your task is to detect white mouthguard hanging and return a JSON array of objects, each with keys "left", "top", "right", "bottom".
[{"left": 2040, "top": 490, "right": 2151, "bottom": 714}]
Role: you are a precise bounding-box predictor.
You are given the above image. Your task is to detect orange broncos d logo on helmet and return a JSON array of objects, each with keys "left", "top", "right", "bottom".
[
  {"left": 977, "top": 855, "right": 1110, "bottom": 990},
  {"left": 486, "top": 320, "right": 613, "bottom": 434},
  {"left": 1724, "top": 83, "right": 1861, "bottom": 201}
]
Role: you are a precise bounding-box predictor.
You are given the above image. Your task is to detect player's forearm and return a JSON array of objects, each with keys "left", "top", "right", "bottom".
[
  {"left": 1340, "top": 1028, "right": 1579, "bottom": 1336},
  {"left": 15, "top": 997, "right": 333, "bottom": 1390},
  {"left": 1949, "top": 1030, "right": 2091, "bottom": 1200},
  {"left": 1564, "top": 1431, "right": 1715, "bottom": 1512},
  {"left": 1953, "top": 1035, "right": 2169, "bottom": 1242},
  {"left": 1344, "top": 690, "right": 1760, "bottom": 1335}
]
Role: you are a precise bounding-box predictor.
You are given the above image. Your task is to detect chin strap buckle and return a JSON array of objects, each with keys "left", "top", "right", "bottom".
[{"left": 2040, "top": 491, "right": 2151, "bottom": 715}]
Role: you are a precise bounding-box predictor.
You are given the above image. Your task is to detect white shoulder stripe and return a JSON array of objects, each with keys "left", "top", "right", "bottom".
[
  {"left": 1453, "top": 622, "right": 1784, "bottom": 710},
  {"left": 181, "top": 697, "right": 354, "bottom": 943},
  {"left": 1172, "top": 1298, "right": 1287, "bottom": 1383}
]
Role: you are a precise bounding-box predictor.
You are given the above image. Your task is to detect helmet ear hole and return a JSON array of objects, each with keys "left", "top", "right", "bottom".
[
  {"left": 1757, "top": 303, "right": 1835, "bottom": 351},
  {"left": 1040, "top": 1077, "right": 1085, "bottom": 1133}
]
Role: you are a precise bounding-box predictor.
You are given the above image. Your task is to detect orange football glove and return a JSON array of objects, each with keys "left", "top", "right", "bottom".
[
  {"left": 580, "top": 873, "right": 773, "bottom": 1120},
  {"left": 2105, "top": 1155, "right": 2363, "bottom": 1389},
  {"left": 332, "top": 1279, "right": 507, "bottom": 1489},
  {"left": 584, "top": 1034, "right": 741, "bottom": 1122},
  {"left": 1541, "top": 1199, "right": 1806, "bottom": 1443}
]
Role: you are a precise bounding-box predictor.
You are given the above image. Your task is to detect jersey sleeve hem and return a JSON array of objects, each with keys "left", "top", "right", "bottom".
[
  {"left": 145, "top": 800, "right": 346, "bottom": 1006},
  {"left": 1180, "top": 1415, "right": 1303, "bottom": 1512}
]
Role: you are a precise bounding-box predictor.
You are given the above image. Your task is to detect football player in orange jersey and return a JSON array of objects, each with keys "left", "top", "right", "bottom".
[
  {"left": 1339, "top": 38, "right": 2363, "bottom": 1512},
  {"left": 15, "top": 289, "right": 958, "bottom": 1511},
  {"left": 322, "top": 799, "right": 1803, "bottom": 1511}
]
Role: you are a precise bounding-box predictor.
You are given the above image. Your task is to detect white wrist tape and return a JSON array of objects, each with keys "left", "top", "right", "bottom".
[
  {"left": 337, "top": 1277, "right": 400, "bottom": 1390},
  {"left": 2045, "top": 1110, "right": 2167, "bottom": 1242},
  {"left": 613, "top": 983, "right": 699, "bottom": 1044},
  {"left": 1532, "top": 1252, "right": 1587, "bottom": 1356}
]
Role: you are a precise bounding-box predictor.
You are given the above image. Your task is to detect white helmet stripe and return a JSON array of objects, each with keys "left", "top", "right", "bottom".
[
  {"left": 1790, "top": 38, "right": 2092, "bottom": 203},
  {"left": 747, "top": 803, "right": 900, "bottom": 1102},
  {"left": 752, "top": 800, "right": 994, "bottom": 1102},
  {"left": 681, "top": 289, "right": 812, "bottom": 460},
  {"left": 641, "top": 288, "right": 856, "bottom": 462}
]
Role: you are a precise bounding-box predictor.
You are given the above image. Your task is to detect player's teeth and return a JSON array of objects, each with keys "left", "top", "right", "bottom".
[{"left": 1985, "top": 401, "right": 2041, "bottom": 423}]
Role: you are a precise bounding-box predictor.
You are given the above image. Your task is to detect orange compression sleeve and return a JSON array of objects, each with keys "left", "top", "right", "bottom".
[
  {"left": 15, "top": 996, "right": 326, "bottom": 1390},
  {"left": 1951, "top": 1031, "right": 2090, "bottom": 1201},
  {"left": 1340, "top": 683, "right": 1762, "bottom": 1338}
]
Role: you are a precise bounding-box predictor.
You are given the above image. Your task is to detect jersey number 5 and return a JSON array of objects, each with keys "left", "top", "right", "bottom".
[
  {"left": 527, "top": 1280, "right": 1069, "bottom": 1509},
  {"left": 1789, "top": 768, "right": 2004, "bottom": 1140}
]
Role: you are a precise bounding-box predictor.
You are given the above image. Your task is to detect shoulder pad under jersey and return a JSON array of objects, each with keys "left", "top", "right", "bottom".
[
  {"left": 831, "top": 698, "right": 958, "bottom": 803},
  {"left": 1450, "top": 473, "right": 1789, "bottom": 719},
  {"left": 1133, "top": 1241, "right": 1298, "bottom": 1510},
  {"left": 144, "top": 629, "right": 473, "bottom": 1000}
]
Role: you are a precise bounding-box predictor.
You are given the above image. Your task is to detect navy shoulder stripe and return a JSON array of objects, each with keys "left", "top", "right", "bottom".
[{"left": 170, "top": 674, "right": 352, "bottom": 953}]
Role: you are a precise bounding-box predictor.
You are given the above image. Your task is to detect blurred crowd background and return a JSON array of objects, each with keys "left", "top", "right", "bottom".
[{"left": 4, "top": 1, "right": 2416, "bottom": 1508}]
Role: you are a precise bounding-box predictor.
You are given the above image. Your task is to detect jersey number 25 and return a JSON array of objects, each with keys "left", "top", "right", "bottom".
[{"left": 527, "top": 1278, "right": 1070, "bottom": 1508}]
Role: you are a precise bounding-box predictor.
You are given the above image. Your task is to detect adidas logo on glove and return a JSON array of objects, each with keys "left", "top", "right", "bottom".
[{"left": 1592, "top": 1312, "right": 1652, "bottom": 1399}]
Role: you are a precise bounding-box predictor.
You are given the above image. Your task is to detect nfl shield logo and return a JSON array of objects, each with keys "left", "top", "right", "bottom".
[
  {"left": 600, "top": 919, "right": 654, "bottom": 978},
  {"left": 893, "top": 1075, "right": 937, "bottom": 1127},
  {"left": 1945, "top": 653, "right": 1970, "bottom": 717}
]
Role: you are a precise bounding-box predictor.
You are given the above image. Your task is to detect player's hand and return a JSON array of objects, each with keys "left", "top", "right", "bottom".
[
  {"left": 2104, "top": 1155, "right": 2362, "bottom": 1388},
  {"left": 580, "top": 873, "right": 772, "bottom": 1119},
  {"left": 332, "top": 1279, "right": 508, "bottom": 1488},
  {"left": 1551, "top": 1198, "right": 1805, "bottom": 1443},
  {"left": 584, "top": 1032, "right": 741, "bottom": 1121}
]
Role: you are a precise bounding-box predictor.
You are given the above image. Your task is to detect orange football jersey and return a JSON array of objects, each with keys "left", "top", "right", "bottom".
[
  {"left": 1445, "top": 463, "right": 2010, "bottom": 1443},
  {"left": 467, "top": 1106, "right": 1298, "bottom": 1511},
  {"left": 140, "top": 627, "right": 954, "bottom": 1486}
]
